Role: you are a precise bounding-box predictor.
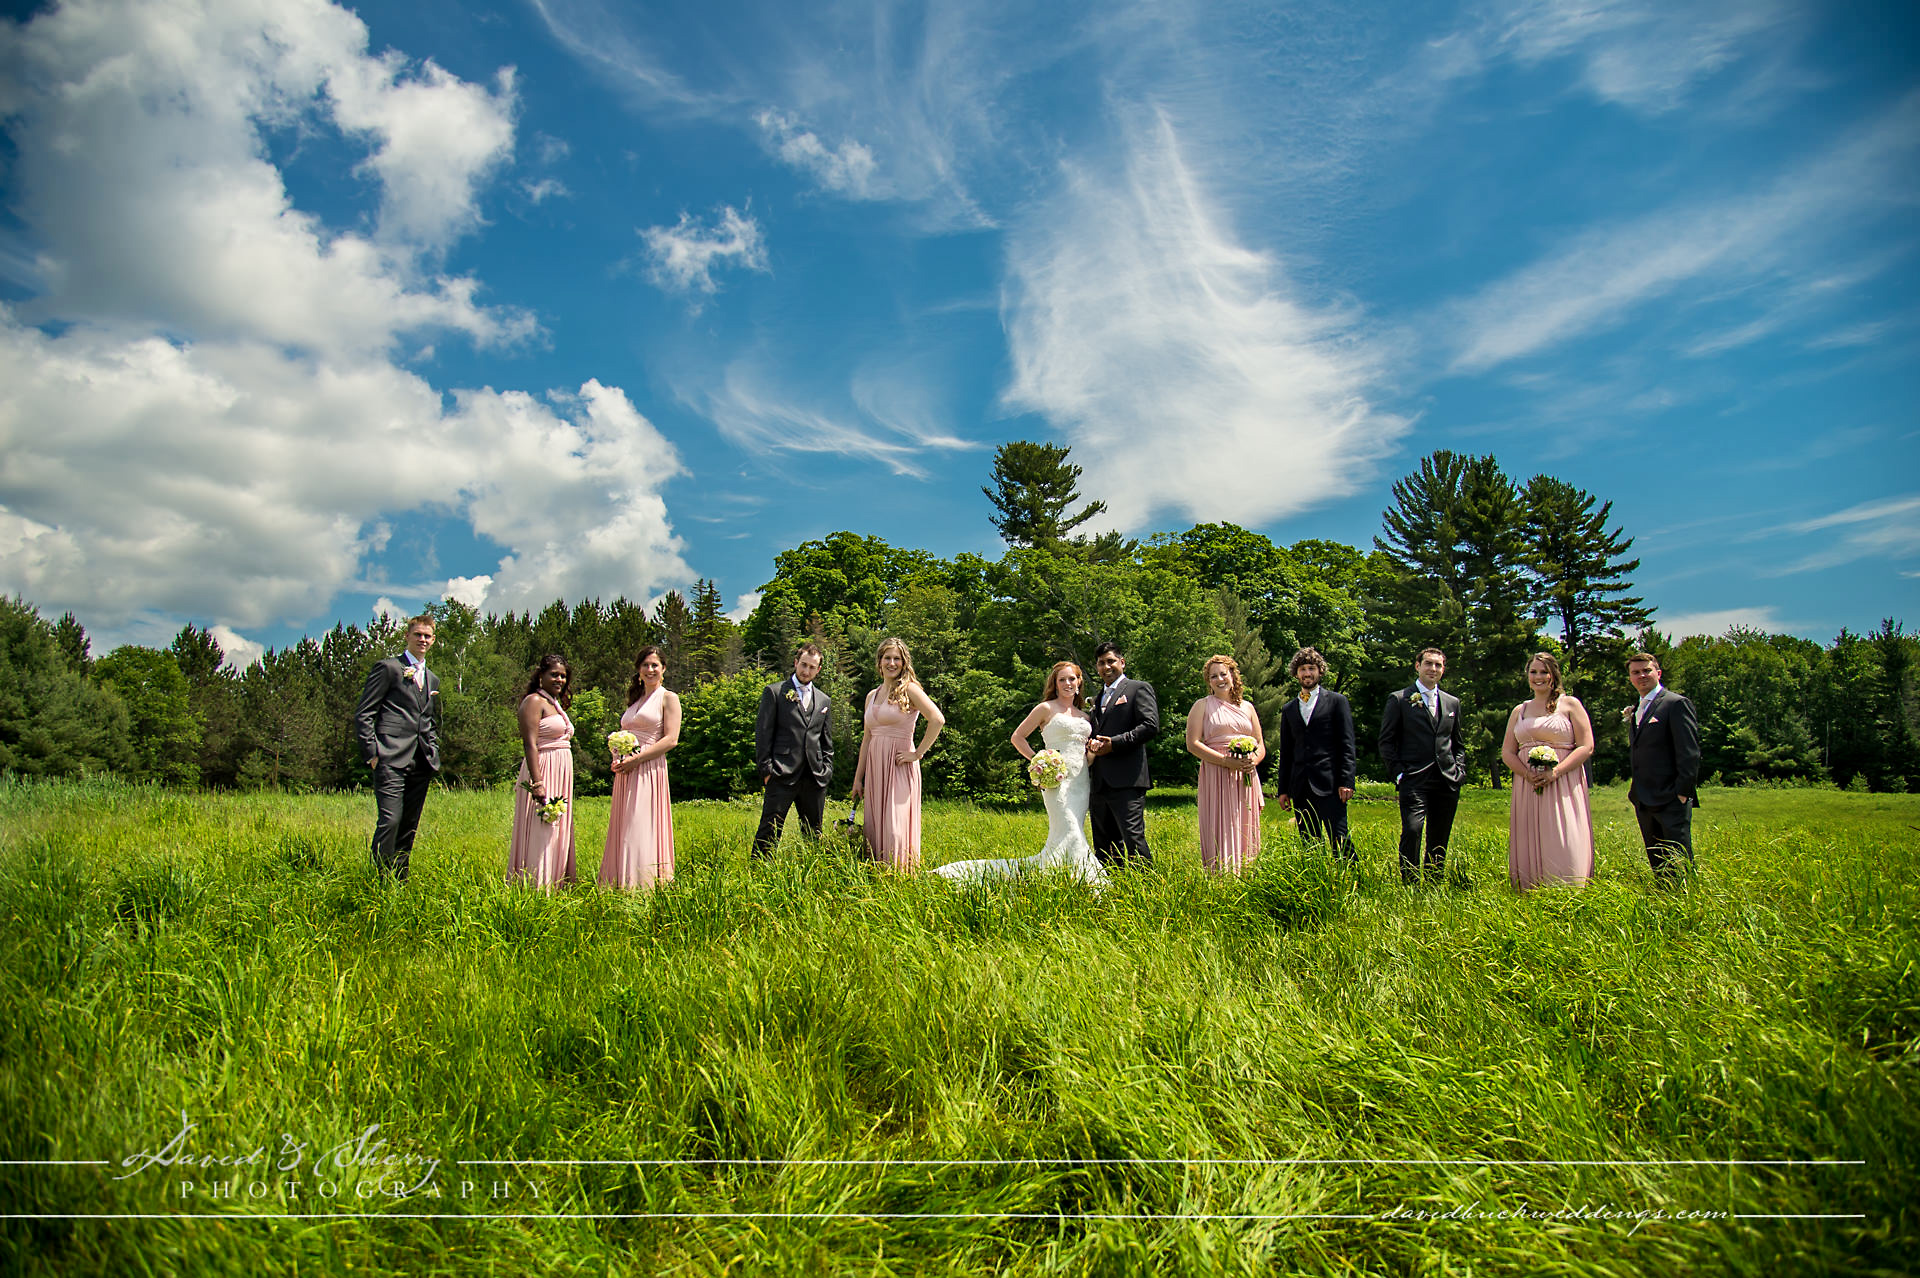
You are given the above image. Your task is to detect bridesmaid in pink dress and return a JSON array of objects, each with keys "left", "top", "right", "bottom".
[
  {"left": 600, "top": 645, "right": 681, "bottom": 889},
  {"left": 1187, "top": 654, "right": 1267, "bottom": 873},
  {"left": 850, "top": 637, "right": 945, "bottom": 871},
  {"left": 1501, "top": 651, "right": 1597, "bottom": 890},
  {"left": 508, "top": 654, "right": 577, "bottom": 889}
]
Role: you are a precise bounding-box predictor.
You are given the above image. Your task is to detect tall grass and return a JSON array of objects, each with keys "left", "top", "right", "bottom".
[{"left": 0, "top": 776, "right": 1914, "bottom": 1274}]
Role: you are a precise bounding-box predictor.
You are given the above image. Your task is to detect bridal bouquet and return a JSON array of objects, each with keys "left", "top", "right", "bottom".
[
  {"left": 607, "top": 730, "right": 640, "bottom": 761},
  {"left": 520, "top": 778, "right": 568, "bottom": 824},
  {"left": 1226, "top": 735, "right": 1259, "bottom": 787},
  {"left": 1028, "top": 749, "right": 1068, "bottom": 790}
]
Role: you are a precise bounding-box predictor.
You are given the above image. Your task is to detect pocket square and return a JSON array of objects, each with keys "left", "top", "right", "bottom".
[
  {"left": 1646, "top": 716, "right": 1659, "bottom": 724},
  {"left": 1113, "top": 696, "right": 1129, "bottom": 706}
]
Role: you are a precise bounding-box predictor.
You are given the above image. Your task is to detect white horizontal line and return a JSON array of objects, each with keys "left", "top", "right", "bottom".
[
  {"left": 455, "top": 1158, "right": 1864, "bottom": 1168},
  {"left": 0, "top": 1161, "right": 110, "bottom": 1165},
  {"left": 0, "top": 1212, "right": 1868, "bottom": 1222}
]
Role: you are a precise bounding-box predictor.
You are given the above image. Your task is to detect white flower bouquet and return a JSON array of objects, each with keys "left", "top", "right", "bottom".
[{"left": 520, "top": 779, "right": 568, "bottom": 825}]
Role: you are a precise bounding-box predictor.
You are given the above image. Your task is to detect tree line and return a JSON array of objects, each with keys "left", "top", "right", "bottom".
[{"left": 5, "top": 447, "right": 1917, "bottom": 799}]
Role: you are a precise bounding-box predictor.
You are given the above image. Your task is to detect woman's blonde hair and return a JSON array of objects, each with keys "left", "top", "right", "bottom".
[
  {"left": 1042, "top": 661, "right": 1083, "bottom": 702},
  {"left": 876, "top": 637, "right": 921, "bottom": 709},
  {"left": 1203, "top": 654, "right": 1245, "bottom": 704},
  {"left": 1526, "top": 651, "right": 1564, "bottom": 702}
]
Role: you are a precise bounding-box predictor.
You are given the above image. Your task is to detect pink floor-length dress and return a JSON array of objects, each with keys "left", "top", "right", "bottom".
[
  {"left": 1508, "top": 704, "right": 1595, "bottom": 890},
  {"left": 509, "top": 694, "right": 576, "bottom": 888},
  {"left": 861, "top": 689, "right": 922, "bottom": 870},
  {"left": 1197, "top": 695, "right": 1265, "bottom": 874},
  {"left": 600, "top": 688, "right": 674, "bottom": 889}
]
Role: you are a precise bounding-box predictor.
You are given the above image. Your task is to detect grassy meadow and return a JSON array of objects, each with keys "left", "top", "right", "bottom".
[{"left": 1, "top": 776, "right": 1915, "bottom": 1275}]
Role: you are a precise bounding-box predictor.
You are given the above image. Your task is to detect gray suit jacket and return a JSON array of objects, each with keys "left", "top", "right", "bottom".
[
  {"left": 356, "top": 656, "right": 440, "bottom": 771},
  {"left": 1630, "top": 687, "right": 1701, "bottom": 808},
  {"left": 756, "top": 677, "right": 833, "bottom": 785}
]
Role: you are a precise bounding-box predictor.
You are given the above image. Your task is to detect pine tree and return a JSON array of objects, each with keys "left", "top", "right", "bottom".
[
  {"left": 982, "top": 441, "right": 1107, "bottom": 549},
  {"left": 53, "top": 612, "right": 92, "bottom": 674},
  {"left": 654, "top": 590, "right": 692, "bottom": 682},
  {"left": 1371, "top": 451, "right": 1541, "bottom": 781},
  {"left": 1523, "top": 475, "right": 1650, "bottom": 672},
  {"left": 689, "top": 578, "right": 730, "bottom": 682}
]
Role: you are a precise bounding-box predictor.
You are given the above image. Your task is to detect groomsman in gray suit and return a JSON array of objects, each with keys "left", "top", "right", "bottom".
[
  {"left": 1626, "top": 650, "right": 1700, "bottom": 878},
  {"left": 753, "top": 641, "right": 835, "bottom": 856},
  {"left": 355, "top": 614, "right": 440, "bottom": 880},
  {"left": 1378, "top": 647, "right": 1466, "bottom": 884}
]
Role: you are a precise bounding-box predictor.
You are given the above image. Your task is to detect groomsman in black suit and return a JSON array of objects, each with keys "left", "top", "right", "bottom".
[
  {"left": 1378, "top": 647, "right": 1466, "bottom": 883},
  {"left": 1085, "top": 640, "right": 1160, "bottom": 867},
  {"left": 355, "top": 613, "right": 440, "bottom": 880},
  {"left": 1275, "top": 646, "right": 1356, "bottom": 859},
  {"left": 753, "top": 641, "right": 835, "bottom": 857},
  {"left": 1626, "top": 651, "right": 1701, "bottom": 877}
]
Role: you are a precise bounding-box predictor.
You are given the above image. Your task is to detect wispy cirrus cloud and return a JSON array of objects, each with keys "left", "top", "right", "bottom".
[
  {"left": 1444, "top": 91, "right": 1920, "bottom": 373},
  {"left": 639, "top": 206, "right": 770, "bottom": 298},
  {"left": 1489, "top": 0, "right": 1802, "bottom": 116},
  {"left": 1766, "top": 493, "right": 1920, "bottom": 575},
  {"left": 1000, "top": 109, "right": 1407, "bottom": 531}
]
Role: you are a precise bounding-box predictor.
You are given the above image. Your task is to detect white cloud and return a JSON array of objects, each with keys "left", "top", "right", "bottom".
[
  {"left": 695, "top": 364, "right": 930, "bottom": 477},
  {"left": 756, "top": 109, "right": 879, "bottom": 197},
  {"left": 639, "top": 207, "right": 769, "bottom": 297},
  {"left": 727, "top": 591, "right": 762, "bottom": 622},
  {"left": 521, "top": 178, "right": 571, "bottom": 204},
  {"left": 1491, "top": 0, "right": 1797, "bottom": 115},
  {"left": 1768, "top": 493, "right": 1920, "bottom": 574},
  {"left": 1656, "top": 606, "right": 1796, "bottom": 638},
  {"left": 0, "top": 0, "right": 698, "bottom": 642},
  {"left": 370, "top": 597, "right": 408, "bottom": 622},
  {"left": 1445, "top": 94, "right": 1920, "bottom": 373},
  {"left": 999, "top": 111, "right": 1407, "bottom": 530},
  {"left": 2, "top": 0, "right": 531, "bottom": 357},
  {"left": 443, "top": 575, "right": 493, "bottom": 609},
  {"left": 0, "top": 313, "right": 694, "bottom": 628},
  {"left": 208, "top": 624, "right": 265, "bottom": 670},
  {"left": 325, "top": 55, "right": 517, "bottom": 252}
]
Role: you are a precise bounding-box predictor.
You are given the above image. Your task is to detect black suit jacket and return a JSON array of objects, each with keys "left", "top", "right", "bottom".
[
  {"left": 355, "top": 656, "right": 440, "bottom": 771},
  {"left": 1378, "top": 684, "right": 1466, "bottom": 786},
  {"left": 1276, "top": 691, "right": 1356, "bottom": 798},
  {"left": 1088, "top": 676, "right": 1159, "bottom": 792},
  {"left": 1629, "top": 687, "right": 1701, "bottom": 808},
  {"left": 756, "top": 677, "right": 834, "bottom": 785}
]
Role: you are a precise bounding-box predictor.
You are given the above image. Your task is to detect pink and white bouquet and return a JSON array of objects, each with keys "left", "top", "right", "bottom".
[
  {"left": 1226, "top": 735, "right": 1259, "bottom": 788},
  {"left": 607, "top": 730, "right": 640, "bottom": 761},
  {"left": 1027, "top": 749, "right": 1068, "bottom": 790},
  {"left": 1526, "top": 744, "right": 1558, "bottom": 772}
]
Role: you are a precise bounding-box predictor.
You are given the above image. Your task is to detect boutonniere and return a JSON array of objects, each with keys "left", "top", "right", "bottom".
[
  {"left": 401, "top": 665, "right": 422, "bottom": 685},
  {"left": 784, "top": 688, "right": 799, "bottom": 703}
]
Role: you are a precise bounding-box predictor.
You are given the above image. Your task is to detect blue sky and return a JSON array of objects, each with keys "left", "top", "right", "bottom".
[{"left": 0, "top": 0, "right": 1914, "bottom": 666}]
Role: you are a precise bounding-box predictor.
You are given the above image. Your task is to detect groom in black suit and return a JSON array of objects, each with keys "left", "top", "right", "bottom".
[
  {"left": 1086, "top": 640, "right": 1159, "bottom": 867},
  {"left": 355, "top": 613, "right": 440, "bottom": 880},
  {"left": 753, "top": 641, "right": 834, "bottom": 857},
  {"left": 1378, "top": 647, "right": 1466, "bottom": 883},
  {"left": 1626, "top": 651, "right": 1701, "bottom": 877},
  {"left": 1275, "top": 646, "right": 1356, "bottom": 860}
]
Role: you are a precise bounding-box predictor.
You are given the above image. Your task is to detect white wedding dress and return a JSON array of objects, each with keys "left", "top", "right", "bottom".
[{"left": 932, "top": 713, "right": 1107, "bottom": 889}]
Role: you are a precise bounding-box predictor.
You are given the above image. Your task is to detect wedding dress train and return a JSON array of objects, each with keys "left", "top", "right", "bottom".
[{"left": 932, "top": 714, "right": 1106, "bottom": 889}]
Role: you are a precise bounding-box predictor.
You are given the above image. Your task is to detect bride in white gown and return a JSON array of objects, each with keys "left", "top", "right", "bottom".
[{"left": 933, "top": 661, "right": 1107, "bottom": 889}]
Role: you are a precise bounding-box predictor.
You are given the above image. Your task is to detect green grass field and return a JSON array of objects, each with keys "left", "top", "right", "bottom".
[{"left": 1, "top": 778, "right": 1915, "bottom": 1275}]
